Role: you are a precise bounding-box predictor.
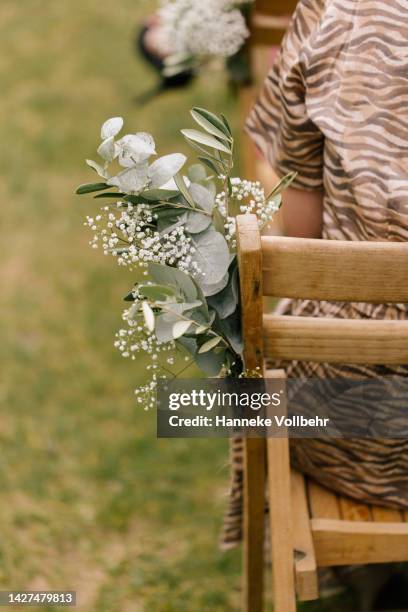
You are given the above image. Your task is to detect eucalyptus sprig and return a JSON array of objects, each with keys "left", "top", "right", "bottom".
[{"left": 77, "top": 107, "right": 296, "bottom": 408}]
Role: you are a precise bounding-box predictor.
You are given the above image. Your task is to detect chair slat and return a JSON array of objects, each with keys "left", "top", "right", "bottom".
[
  {"left": 237, "top": 215, "right": 266, "bottom": 612},
  {"left": 262, "top": 236, "right": 408, "bottom": 303},
  {"left": 312, "top": 519, "right": 408, "bottom": 566},
  {"left": 263, "top": 315, "right": 408, "bottom": 364},
  {"left": 307, "top": 480, "right": 340, "bottom": 520},
  {"left": 339, "top": 497, "right": 372, "bottom": 522},
  {"left": 371, "top": 506, "right": 403, "bottom": 523},
  {"left": 291, "top": 472, "right": 319, "bottom": 601}
]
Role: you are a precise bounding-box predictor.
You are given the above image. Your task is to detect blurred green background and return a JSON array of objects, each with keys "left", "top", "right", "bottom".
[
  {"left": 0, "top": 2, "right": 348, "bottom": 610},
  {"left": 0, "top": 1, "right": 241, "bottom": 610}
]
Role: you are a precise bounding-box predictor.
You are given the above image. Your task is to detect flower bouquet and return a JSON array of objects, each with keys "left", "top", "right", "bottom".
[
  {"left": 77, "top": 108, "right": 295, "bottom": 408},
  {"left": 157, "top": 0, "right": 253, "bottom": 83}
]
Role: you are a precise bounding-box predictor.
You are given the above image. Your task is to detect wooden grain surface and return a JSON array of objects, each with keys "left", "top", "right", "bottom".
[
  {"left": 308, "top": 480, "right": 340, "bottom": 520},
  {"left": 312, "top": 518, "right": 408, "bottom": 566},
  {"left": 237, "top": 214, "right": 266, "bottom": 612},
  {"left": 262, "top": 236, "right": 408, "bottom": 303},
  {"left": 263, "top": 314, "right": 408, "bottom": 364},
  {"left": 291, "top": 472, "right": 319, "bottom": 601}
]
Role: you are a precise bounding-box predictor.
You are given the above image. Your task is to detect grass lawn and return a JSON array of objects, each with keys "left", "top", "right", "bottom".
[{"left": 0, "top": 1, "right": 350, "bottom": 610}]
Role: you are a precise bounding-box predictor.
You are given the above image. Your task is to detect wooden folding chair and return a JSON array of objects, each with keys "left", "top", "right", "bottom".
[{"left": 236, "top": 214, "right": 408, "bottom": 612}]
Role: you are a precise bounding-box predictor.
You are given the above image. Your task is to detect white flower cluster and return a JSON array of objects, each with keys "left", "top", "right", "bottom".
[
  {"left": 85, "top": 202, "right": 200, "bottom": 273},
  {"left": 158, "top": 0, "right": 250, "bottom": 58},
  {"left": 215, "top": 178, "right": 281, "bottom": 247},
  {"left": 115, "top": 303, "right": 176, "bottom": 410}
]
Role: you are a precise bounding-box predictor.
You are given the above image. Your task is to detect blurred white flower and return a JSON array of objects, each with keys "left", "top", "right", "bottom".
[{"left": 158, "top": 0, "right": 249, "bottom": 58}]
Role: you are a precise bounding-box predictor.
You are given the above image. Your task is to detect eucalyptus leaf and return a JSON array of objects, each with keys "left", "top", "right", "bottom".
[
  {"left": 76, "top": 182, "right": 109, "bottom": 195},
  {"left": 207, "top": 272, "right": 237, "bottom": 319},
  {"left": 181, "top": 300, "right": 203, "bottom": 312},
  {"left": 199, "top": 272, "right": 229, "bottom": 298},
  {"left": 187, "top": 164, "right": 207, "bottom": 184},
  {"left": 217, "top": 310, "right": 243, "bottom": 356},
  {"left": 148, "top": 263, "right": 198, "bottom": 302},
  {"left": 101, "top": 117, "right": 123, "bottom": 140},
  {"left": 142, "top": 188, "right": 180, "bottom": 201},
  {"left": 181, "top": 129, "right": 231, "bottom": 155},
  {"left": 159, "top": 218, "right": 187, "bottom": 238},
  {"left": 220, "top": 114, "right": 232, "bottom": 136},
  {"left": 107, "top": 164, "right": 149, "bottom": 193},
  {"left": 198, "top": 156, "right": 221, "bottom": 176},
  {"left": 183, "top": 137, "right": 227, "bottom": 166},
  {"left": 93, "top": 192, "right": 124, "bottom": 199},
  {"left": 128, "top": 303, "right": 140, "bottom": 320},
  {"left": 173, "top": 320, "right": 193, "bottom": 339},
  {"left": 206, "top": 181, "right": 217, "bottom": 199},
  {"left": 155, "top": 313, "right": 179, "bottom": 343},
  {"left": 138, "top": 284, "right": 177, "bottom": 301},
  {"left": 212, "top": 207, "right": 226, "bottom": 235},
  {"left": 97, "top": 136, "right": 116, "bottom": 162},
  {"left": 156, "top": 209, "right": 186, "bottom": 232},
  {"left": 116, "top": 133, "right": 156, "bottom": 166},
  {"left": 198, "top": 336, "right": 222, "bottom": 354},
  {"left": 174, "top": 173, "right": 196, "bottom": 208},
  {"left": 162, "top": 306, "right": 183, "bottom": 323},
  {"left": 231, "top": 263, "right": 240, "bottom": 302},
  {"left": 123, "top": 195, "right": 144, "bottom": 204},
  {"left": 190, "top": 230, "right": 230, "bottom": 289},
  {"left": 148, "top": 153, "right": 187, "bottom": 188},
  {"left": 195, "top": 349, "right": 226, "bottom": 376},
  {"left": 185, "top": 210, "right": 212, "bottom": 234},
  {"left": 86, "top": 159, "right": 109, "bottom": 179},
  {"left": 189, "top": 183, "right": 214, "bottom": 212},
  {"left": 267, "top": 171, "right": 298, "bottom": 198},
  {"left": 142, "top": 301, "right": 155, "bottom": 332},
  {"left": 192, "top": 108, "right": 232, "bottom": 140},
  {"left": 191, "top": 109, "right": 232, "bottom": 143},
  {"left": 176, "top": 336, "right": 197, "bottom": 357},
  {"left": 191, "top": 279, "right": 210, "bottom": 321}
]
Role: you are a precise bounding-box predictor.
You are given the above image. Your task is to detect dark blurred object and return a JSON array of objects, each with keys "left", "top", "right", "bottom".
[{"left": 135, "top": 23, "right": 195, "bottom": 103}]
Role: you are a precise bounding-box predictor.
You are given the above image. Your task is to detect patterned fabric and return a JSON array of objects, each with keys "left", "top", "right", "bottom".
[{"left": 222, "top": 0, "right": 408, "bottom": 548}]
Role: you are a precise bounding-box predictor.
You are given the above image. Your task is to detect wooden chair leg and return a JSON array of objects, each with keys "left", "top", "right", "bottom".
[
  {"left": 243, "top": 437, "right": 266, "bottom": 612},
  {"left": 268, "top": 436, "right": 297, "bottom": 612}
]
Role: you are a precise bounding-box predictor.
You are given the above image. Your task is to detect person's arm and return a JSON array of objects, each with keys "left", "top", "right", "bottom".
[
  {"left": 259, "top": 161, "right": 323, "bottom": 238},
  {"left": 281, "top": 187, "right": 323, "bottom": 239},
  {"left": 245, "top": 1, "right": 326, "bottom": 239}
]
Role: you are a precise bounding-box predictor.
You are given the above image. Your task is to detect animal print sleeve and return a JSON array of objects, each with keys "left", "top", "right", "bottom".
[{"left": 246, "top": 0, "right": 325, "bottom": 191}]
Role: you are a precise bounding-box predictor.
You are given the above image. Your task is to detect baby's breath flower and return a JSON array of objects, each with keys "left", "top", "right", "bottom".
[
  {"left": 215, "top": 178, "right": 281, "bottom": 247},
  {"left": 158, "top": 0, "right": 249, "bottom": 59},
  {"left": 115, "top": 300, "right": 177, "bottom": 409},
  {"left": 85, "top": 203, "right": 200, "bottom": 274}
]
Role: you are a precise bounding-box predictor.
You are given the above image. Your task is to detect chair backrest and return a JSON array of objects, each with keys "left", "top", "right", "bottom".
[{"left": 236, "top": 214, "right": 408, "bottom": 368}]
